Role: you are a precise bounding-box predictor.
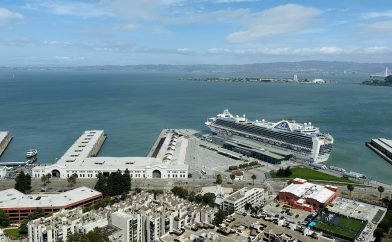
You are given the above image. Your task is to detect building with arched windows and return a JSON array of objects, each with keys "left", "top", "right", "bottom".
[{"left": 32, "top": 130, "right": 188, "bottom": 179}]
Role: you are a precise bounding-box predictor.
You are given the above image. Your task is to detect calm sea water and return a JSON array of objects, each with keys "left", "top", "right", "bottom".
[{"left": 0, "top": 70, "right": 391, "bottom": 184}]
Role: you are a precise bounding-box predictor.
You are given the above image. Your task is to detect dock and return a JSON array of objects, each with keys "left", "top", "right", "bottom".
[
  {"left": 366, "top": 138, "right": 392, "bottom": 165},
  {"left": 147, "top": 129, "right": 171, "bottom": 157},
  {"left": 55, "top": 130, "right": 106, "bottom": 166},
  {"left": 0, "top": 158, "right": 36, "bottom": 167},
  {"left": 0, "top": 131, "right": 12, "bottom": 156}
]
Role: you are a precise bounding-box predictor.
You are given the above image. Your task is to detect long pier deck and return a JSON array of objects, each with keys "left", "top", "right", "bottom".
[{"left": 0, "top": 131, "right": 12, "bottom": 157}]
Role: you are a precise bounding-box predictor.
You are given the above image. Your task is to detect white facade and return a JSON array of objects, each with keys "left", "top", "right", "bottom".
[
  {"left": 28, "top": 208, "right": 108, "bottom": 242},
  {"left": 0, "top": 228, "right": 5, "bottom": 242},
  {"left": 222, "top": 187, "right": 265, "bottom": 212},
  {"left": 32, "top": 130, "right": 188, "bottom": 179},
  {"left": 112, "top": 212, "right": 143, "bottom": 242},
  {"left": 28, "top": 192, "right": 215, "bottom": 242},
  {"left": 0, "top": 166, "right": 7, "bottom": 179}
]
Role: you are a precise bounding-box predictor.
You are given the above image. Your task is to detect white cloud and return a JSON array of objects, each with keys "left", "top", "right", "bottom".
[
  {"left": 166, "top": 8, "right": 250, "bottom": 24},
  {"left": 27, "top": 1, "right": 111, "bottom": 18},
  {"left": 226, "top": 4, "right": 321, "bottom": 43},
  {"left": 211, "top": 0, "right": 260, "bottom": 3},
  {"left": 0, "top": 8, "right": 24, "bottom": 25},
  {"left": 100, "top": 0, "right": 182, "bottom": 20},
  {"left": 367, "top": 21, "right": 392, "bottom": 32},
  {"left": 205, "top": 46, "right": 392, "bottom": 56},
  {"left": 362, "top": 10, "right": 392, "bottom": 19},
  {"left": 362, "top": 46, "right": 390, "bottom": 54},
  {"left": 122, "top": 23, "right": 139, "bottom": 31},
  {"left": 55, "top": 56, "right": 71, "bottom": 60}
]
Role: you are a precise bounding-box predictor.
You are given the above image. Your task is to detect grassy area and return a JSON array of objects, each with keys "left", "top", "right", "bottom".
[
  {"left": 270, "top": 167, "right": 353, "bottom": 183},
  {"left": 315, "top": 217, "right": 365, "bottom": 240},
  {"left": 4, "top": 228, "right": 26, "bottom": 240}
]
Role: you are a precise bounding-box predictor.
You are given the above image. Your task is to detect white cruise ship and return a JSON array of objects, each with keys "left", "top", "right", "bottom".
[{"left": 205, "top": 109, "right": 333, "bottom": 163}]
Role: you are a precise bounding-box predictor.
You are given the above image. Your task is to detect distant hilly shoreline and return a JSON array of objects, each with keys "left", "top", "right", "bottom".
[{"left": 1, "top": 61, "right": 391, "bottom": 75}]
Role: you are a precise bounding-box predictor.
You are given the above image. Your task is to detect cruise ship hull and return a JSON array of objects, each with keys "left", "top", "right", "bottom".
[{"left": 206, "top": 120, "right": 333, "bottom": 163}]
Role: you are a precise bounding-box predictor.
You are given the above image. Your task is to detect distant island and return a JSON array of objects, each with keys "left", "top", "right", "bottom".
[
  {"left": 362, "top": 75, "right": 392, "bottom": 87},
  {"left": 188, "top": 76, "right": 328, "bottom": 84}
]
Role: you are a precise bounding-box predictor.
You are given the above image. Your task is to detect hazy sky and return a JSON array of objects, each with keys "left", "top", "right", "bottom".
[{"left": 1, "top": 0, "right": 392, "bottom": 66}]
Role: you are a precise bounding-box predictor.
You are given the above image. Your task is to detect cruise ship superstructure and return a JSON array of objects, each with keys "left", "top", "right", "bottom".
[{"left": 205, "top": 109, "right": 333, "bottom": 163}]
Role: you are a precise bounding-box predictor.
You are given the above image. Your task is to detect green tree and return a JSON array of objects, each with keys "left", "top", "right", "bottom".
[
  {"left": 14, "top": 171, "right": 32, "bottom": 193},
  {"left": 41, "top": 174, "right": 51, "bottom": 189},
  {"left": 244, "top": 202, "right": 252, "bottom": 211},
  {"left": 19, "top": 208, "right": 45, "bottom": 234},
  {"left": 216, "top": 174, "right": 223, "bottom": 185},
  {"left": 67, "top": 228, "right": 109, "bottom": 242},
  {"left": 171, "top": 186, "right": 188, "bottom": 199},
  {"left": 212, "top": 209, "right": 228, "bottom": 226},
  {"left": 95, "top": 173, "right": 109, "bottom": 196},
  {"left": 67, "top": 174, "right": 78, "bottom": 188},
  {"left": 94, "top": 171, "right": 131, "bottom": 197},
  {"left": 0, "top": 210, "right": 10, "bottom": 227},
  {"left": 202, "top": 193, "right": 216, "bottom": 207},
  {"left": 378, "top": 186, "right": 385, "bottom": 199},
  {"left": 347, "top": 184, "right": 354, "bottom": 198},
  {"left": 195, "top": 194, "right": 203, "bottom": 203},
  {"left": 230, "top": 174, "right": 235, "bottom": 183},
  {"left": 123, "top": 169, "right": 131, "bottom": 192},
  {"left": 251, "top": 174, "right": 257, "bottom": 185},
  {"left": 86, "top": 228, "right": 110, "bottom": 242}
]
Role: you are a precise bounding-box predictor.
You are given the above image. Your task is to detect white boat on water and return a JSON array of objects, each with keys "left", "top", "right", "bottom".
[{"left": 26, "top": 149, "right": 38, "bottom": 158}]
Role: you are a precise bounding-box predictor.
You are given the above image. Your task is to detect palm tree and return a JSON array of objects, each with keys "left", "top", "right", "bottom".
[
  {"left": 347, "top": 184, "right": 354, "bottom": 198},
  {"left": 251, "top": 174, "right": 257, "bottom": 185},
  {"left": 377, "top": 186, "right": 385, "bottom": 199}
]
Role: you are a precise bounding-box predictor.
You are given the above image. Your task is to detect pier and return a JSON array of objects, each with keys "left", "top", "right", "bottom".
[
  {"left": 366, "top": 138, "right": 392, "bottom": 165},
  {"left": 0, "top": 158, "right": 36, "bottom": 167},
  {"left": 0, "top": 131, "right": 12, "bottom": 156}
]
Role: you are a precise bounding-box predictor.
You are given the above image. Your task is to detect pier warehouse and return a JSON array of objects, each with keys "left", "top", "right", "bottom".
[
  {"left": 32, "top": 130, "right": 188, "bottom": 179},
  {"left": 0, "top": 187, "right": 102, "bottom": 223}
]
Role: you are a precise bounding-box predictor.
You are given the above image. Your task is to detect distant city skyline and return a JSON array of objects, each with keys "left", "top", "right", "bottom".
[{"left": 0, "top": 0, "right": 392, "bottom": 66}]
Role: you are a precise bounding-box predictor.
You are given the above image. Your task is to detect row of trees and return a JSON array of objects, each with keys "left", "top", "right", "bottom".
[
  {"left": 228, "top": 161, "right": 259, "bottom": 171},
  {"left": 58, "top": 228, "right": 109, "bottom": 242},
  {"left": 346, "top": 184, "right": 385, "bottom": 199},
  {"left": 171, "top": 186, "right": 216, "bottom": 207},
  {"left": 216, "top": 174, "right": 257, "bottom": 185},
  {"left": 94, "top": 170, "right": 131, "bottom": 197},
  {"left": 14, "top": 171, "right": 79, "bottom": 194}
]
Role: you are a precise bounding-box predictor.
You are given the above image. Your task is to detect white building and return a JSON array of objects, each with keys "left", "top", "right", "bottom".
[
  {"left": 28, "top": 208, "right": 108, "bottom": 242},
  {"left": 32, "top": 130, "right": 188, "bottom": 179},
  {"left": 111, "top": 212, "right": 143, "bottom": 242},
  {"left": 200, "top": 185, "right": 233, "bottom": 206},
  {"left": 0, "top": 166, "right": 7, "bottom": 179},
  {"left": 0, "top": 228, "right": 5, "bottom": 242},
  {"left": 222, "top": 187, "right": 265, "bottom": 212},
  {"left": 28, "top": 191, "right": 215, "bottom": 242}
]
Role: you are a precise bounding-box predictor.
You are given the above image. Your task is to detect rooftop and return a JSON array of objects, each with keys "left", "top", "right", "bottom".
[
  {"left": 56, "top": 130, "right": 104, "bottom": 166},
  {"left": 225, "top": 187, "right": 264, "bottom": 203},
  {"left": 372, "top": 138, "right": 392, "bottom": 153},
  {"left": 65, "top": 156, "right": 188, "bottom": 170},
  {"left": 280, "top": 179, "right": 337, "bottom": 204},
  {"left": 0, "top": 186, "right": 101, "bottom": 209},
  {"left": 0, "top": 131, "right": 9, "bottom": 141}
]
